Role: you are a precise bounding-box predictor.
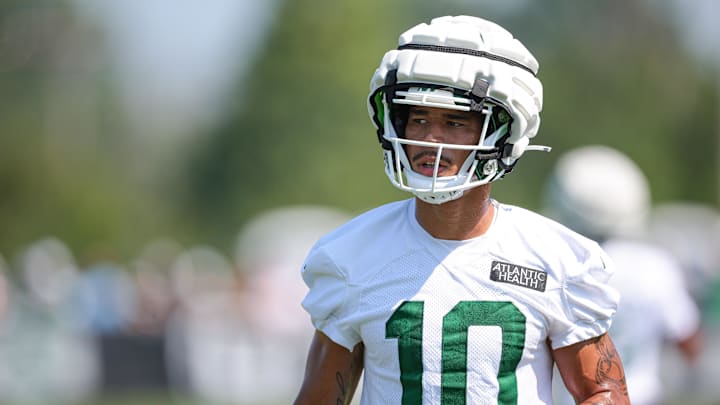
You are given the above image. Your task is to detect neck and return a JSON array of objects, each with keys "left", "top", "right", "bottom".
[{"left": 414, "top": 185, "right": 495, "bottom": 240}]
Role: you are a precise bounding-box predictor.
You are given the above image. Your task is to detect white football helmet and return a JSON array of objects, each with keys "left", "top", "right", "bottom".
[
  {"left": 544, "top": 145, "right": 651, "bottom": 241},
  {"left": 368, "top": 15, "right": 549, "bottom": 204}
]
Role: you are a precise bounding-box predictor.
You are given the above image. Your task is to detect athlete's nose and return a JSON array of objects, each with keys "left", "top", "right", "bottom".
[{"left": 419, "top": 122, "right": 448, "bottom": 143}]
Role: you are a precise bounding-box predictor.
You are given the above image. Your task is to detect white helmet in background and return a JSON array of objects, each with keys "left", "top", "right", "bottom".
[
  {"left": 367, "top": 15, "right": 549, "bottom": 204},
  {"left": 545, "top": 145, "right": 651, "bottom": 240}
]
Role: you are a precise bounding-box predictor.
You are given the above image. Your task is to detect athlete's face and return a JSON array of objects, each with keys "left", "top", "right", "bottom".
[{"left": 403, "top": 106, "right": 484, "bottom": 177}]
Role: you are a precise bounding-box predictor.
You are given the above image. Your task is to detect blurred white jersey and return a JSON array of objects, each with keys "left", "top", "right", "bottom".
[
  {"left": 604, "top": 239, "right": 699, "bottom": 405},
  {"left": 553, "top": 238, "right": 701, "bottom": 405},
  {"left": 302, "top": 198, "right": 619, "bottom": 404}
]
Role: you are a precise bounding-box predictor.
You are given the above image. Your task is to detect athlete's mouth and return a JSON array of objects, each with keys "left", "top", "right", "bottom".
[{"left": 412, "top": 151, "right": 452, "bottom": 176}]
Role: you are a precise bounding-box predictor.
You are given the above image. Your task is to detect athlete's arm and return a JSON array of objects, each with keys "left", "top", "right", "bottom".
[
  {"left": 677, "top": 326, "right": 703, "bottom": 364},
  {"left": 552, "top": 332, "right": 630, "bottom": 404},
  {"left": 294, "top": 330, "right": 364, "bottom": 405}
]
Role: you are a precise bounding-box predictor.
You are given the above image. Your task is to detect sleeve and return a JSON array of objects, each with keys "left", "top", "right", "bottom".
[
  {"left": 300, "top": 245, "right": 362, "bottom": 350},
  {"left": 549, "top": 244, "right": 620, "bottom": 349}
]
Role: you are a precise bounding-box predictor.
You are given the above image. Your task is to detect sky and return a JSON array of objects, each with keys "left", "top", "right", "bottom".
[
  {"left": 71, "top": 0, "right": 283, "bottom": 142},
  {"left": 664, "top": 0, "right": 719, "bottom": 66}
]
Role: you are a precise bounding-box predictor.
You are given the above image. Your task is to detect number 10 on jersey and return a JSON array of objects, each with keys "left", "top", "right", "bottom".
[{"left": 386, "top": 300, "right": 526, "bottom": 404}]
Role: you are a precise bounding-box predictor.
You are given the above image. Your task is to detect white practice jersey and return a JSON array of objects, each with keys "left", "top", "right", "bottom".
[{"left": 302, "top": 199, "right": 619, "bottom": 404}]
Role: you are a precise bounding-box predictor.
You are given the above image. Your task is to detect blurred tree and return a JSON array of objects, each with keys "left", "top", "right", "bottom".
[
  {"left": 184, "top": 0, "right": 410, "bottom": 247},
  {"left": 0, "top": 1, "right": 186, "bottom": 262},
  {"left": 186, "top": 0, "right": 716, "bottom": 248},
  {"left": 500, "top": 0, "right": 718, "bottom": 208},
  {"left": 1, "top": 0, "right": 716, "bottom": 263}
]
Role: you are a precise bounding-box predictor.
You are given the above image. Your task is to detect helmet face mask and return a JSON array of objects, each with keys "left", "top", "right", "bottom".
[
  {"left": 371, "top": 83, "right": 514, "bottom": 204},
  {"left": 367, "top": 15, "right": 549, "bottom": 204}
]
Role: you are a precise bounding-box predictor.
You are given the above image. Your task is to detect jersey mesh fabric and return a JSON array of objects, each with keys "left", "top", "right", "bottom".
[{"left": 302, "top": 198, "right": 618, "bottom": 404}]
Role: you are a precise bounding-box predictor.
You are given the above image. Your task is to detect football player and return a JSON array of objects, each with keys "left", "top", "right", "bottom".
[{"left": 295, "top": 16, "right": 629, "bottom": 404}]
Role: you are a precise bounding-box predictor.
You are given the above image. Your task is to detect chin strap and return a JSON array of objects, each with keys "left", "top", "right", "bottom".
[{"left": 526, "top": 145, "right": 552, "bottom": 153}]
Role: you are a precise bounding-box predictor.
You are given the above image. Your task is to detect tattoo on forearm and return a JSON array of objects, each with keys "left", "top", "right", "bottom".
[
  {"left": 335, "top": 372, "right": 346, "bottom": 405},
  {"left": 336, "top": 346, "right": 364, "bottom": 405},
  {"left": 594, "top": 335, "right": 628, "bottom": 396}
]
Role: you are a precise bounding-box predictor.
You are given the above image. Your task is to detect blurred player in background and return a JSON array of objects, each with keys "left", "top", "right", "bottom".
[
  {"left": 295, "top": 15, "right": 629, "bottom": 404},
  {"left": 235, "top": 206, "right": 351, "bottom": 404},
  {"left": 165, "top": 206, "right": 350, "bottom": 405},
  {"left": 0, "top": 238, "right": 99, "bottom": 404},
  {"left": 646, "top": 201, "right": 720, "bottom": 401},
  {"left": 647, "top": 202, "right": 720, "bottom": 308},
  {"left": 545, "top": 145, "right": 704, "bottom": 405}
]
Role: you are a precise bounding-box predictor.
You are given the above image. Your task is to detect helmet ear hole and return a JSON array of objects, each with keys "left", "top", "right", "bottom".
[
  {"left": 390, "top": 104, "right": 409, "bottom": 139},
  {"left": 370, "top": 90, "right": 392, "bottom": 150}
]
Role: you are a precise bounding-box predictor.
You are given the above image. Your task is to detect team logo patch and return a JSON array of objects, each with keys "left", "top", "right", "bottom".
[{"left": 490, "top": 261, "right": 547, "bottom": 292}]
